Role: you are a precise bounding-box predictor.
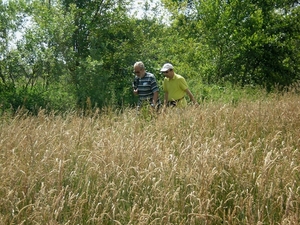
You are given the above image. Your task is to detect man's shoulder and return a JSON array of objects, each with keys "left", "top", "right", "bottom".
[
  {"left": 174, "top": 73, "right": 184, "bottom": 79},
  {"left": 145, "top": 72, "right": 155, "bottom": 78}
]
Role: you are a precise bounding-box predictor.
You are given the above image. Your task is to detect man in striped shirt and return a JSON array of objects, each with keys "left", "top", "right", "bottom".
[{"left": 133, "top": 61, "right": 160, "bottom": 110}]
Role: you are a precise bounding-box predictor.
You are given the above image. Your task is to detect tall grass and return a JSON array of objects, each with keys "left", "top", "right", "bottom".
[{"left": 0, "top": 92, "right": 299, "bottom": 224}]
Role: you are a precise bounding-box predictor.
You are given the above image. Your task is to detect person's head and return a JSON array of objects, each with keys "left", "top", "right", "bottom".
[
  {"left": 133, "top": 61, "right": 146, "bottom": 78},
  {"left": 160, "top": 63, "right": 174, "bottom": 79}
]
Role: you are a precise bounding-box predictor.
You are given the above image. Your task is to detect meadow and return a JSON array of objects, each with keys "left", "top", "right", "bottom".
[{"left": 0, "top": 91, "right": 299, "bottom": 224}]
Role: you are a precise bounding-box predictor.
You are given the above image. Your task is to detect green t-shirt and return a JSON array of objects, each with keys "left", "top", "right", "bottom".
[{"left": 163, "top": 73, "right": 188, "bottom": 107}]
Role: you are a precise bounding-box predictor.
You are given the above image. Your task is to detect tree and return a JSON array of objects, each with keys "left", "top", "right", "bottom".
[
  {"left": 0, "top": 0, "right": 78, "bottom": 113},
  {"left": 162, "top": 0, "right": 300, "bottom": 90}
]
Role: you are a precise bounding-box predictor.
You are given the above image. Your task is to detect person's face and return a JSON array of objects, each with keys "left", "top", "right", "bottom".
[
  {"left": 162, "top": 69, "right": 173, "bottom": 78},
  {"left": 134, "top": 66, "right": 145, "bottom": 78}
]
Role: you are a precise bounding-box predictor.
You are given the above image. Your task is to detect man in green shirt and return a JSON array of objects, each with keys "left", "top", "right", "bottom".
[{"left": 160, "top": 63, "right": 197, "bottom": 108}]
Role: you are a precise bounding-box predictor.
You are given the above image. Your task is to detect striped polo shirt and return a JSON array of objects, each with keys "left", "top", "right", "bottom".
[{"left": 134, "top": 72, "right": 159, "bottom": 104}]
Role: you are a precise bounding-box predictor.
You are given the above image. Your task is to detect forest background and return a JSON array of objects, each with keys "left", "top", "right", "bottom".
[{"left": 0, "top": 0, "right": 299, "bottom": 114}]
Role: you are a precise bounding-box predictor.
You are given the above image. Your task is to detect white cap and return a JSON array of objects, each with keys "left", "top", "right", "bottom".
[{"left": 160, "top": 63, "right": 174, "bottom": 72}]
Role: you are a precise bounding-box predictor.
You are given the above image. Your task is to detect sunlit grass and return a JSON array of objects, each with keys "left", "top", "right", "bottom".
[{"left": 0, "top": 92, "right": 299, "bottom": 224}]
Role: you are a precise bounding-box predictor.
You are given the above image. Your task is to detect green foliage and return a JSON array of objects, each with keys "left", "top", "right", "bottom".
[
  {"left": 189, "top": 78, "right": 268, "bottom": 105},
  {"left": 201, "top": 0, "right": 299, "bottom": 88},
  {"left": 0, "top": 82, "right": 18, "bottom": 113},
  {"left": 163, "top": 0, "right": 300, "bottom": 89},
  {"left": 0, "top": 0, "right": 299, "bottom": 113},
  {"left": 137, "top": 101, "right": 158, "bottom": 121},
  {"left": 0, "top": 81, "right": 77, "bottom": 115}
]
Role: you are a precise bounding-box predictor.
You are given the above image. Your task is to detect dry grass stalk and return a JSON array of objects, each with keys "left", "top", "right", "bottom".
[{"left": 0, "top": 93, "right": 299, "bottom": 224}]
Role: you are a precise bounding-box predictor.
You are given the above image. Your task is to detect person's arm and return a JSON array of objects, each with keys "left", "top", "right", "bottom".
[
  {"left": 164, "top": 92, "right": 169, "bottom": 106},
  {"left": 185, "top": 89, "right": 197, "bottom": 104},
  {"left": 133, "top": 77, "right": 139, "bottom": 95},
  {"left": 152, "top": 91, "right": 159, "bottom": 105}
]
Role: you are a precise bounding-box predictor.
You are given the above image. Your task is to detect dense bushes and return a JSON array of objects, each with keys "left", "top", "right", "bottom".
[{"left": 0, "top": 0, "right": 299, "bottom": 114}]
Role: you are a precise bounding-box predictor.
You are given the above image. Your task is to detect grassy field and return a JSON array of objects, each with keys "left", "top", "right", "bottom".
[{"left": 0, "top": 92, "right": 299, "bottom": 224}]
